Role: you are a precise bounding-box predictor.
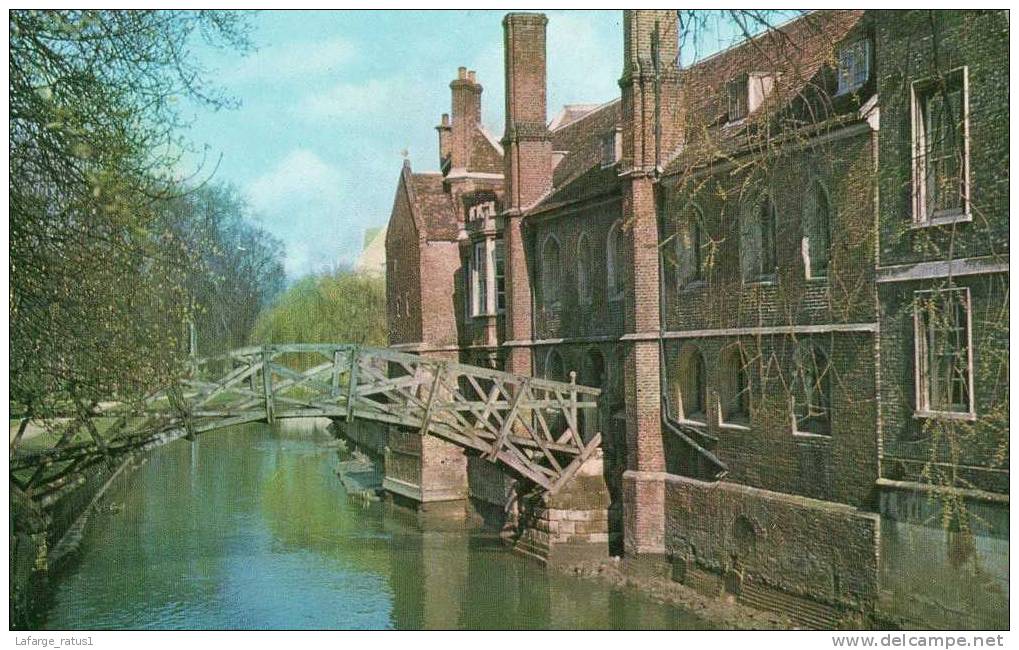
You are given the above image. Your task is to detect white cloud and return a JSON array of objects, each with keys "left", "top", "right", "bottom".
[
  {"left": 295, "top": 78, "right": 398, "bottom": 121},
  {"left": 245, "top": 149, "right": 351, "bottom": 277},
  {"left": 224, "top": 36, "right": 358, "bottom": 85}
]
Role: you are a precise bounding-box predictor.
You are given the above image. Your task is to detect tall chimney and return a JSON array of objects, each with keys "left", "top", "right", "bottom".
[
  {"left": 449, "top": 67, "right": 483, "bottom": 171},
  {"left": 500, "top": 12, "right": 551, "bottom": 377},
  {"left": 620, "top": 10, "right": 682, "bottom": 172},
  {"left": 502, "top": 12, "right": 552, "bottom": 210},
  {"left": 617, "top": 10, "right": 681, "bottom": 557},
  {"left": 436, "top": 113, "right": 451, "bottom": 171}
]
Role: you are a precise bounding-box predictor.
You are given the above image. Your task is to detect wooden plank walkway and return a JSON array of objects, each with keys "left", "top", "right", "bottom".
[{"left": 10, "top": 344, "right": 602, "bottom": 510}]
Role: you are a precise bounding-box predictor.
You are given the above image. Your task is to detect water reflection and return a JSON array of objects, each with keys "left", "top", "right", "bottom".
[{"left": 42, "top": 421, "right": 709, "bottom": 630}]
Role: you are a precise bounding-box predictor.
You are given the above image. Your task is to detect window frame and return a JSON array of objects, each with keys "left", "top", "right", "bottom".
[
  {"left": 913, "top": 287, "right": 976, "bottom": 420},
  {"left": 470, "top": 240, "right": 490, "bottom": 317},
  {"left": 740, "top": 192, "right": 778, "bottom": 284},
  {"left": 727, "top": 74, "right": 749, "bottom": 123},
  {"left": 676, "top": 343, "right": 708, "bottom": 425},
  {"left": 911, "top": 66, "right": 971, "bottom": 227},
  {"left": 719, "top": 344, "right": 751, "bottom": 427},
  {"left": 606, "top": 220, "right": 626, "bottom": 301},
  {"left": 576, "top": 231, "right": 593, "bottom": 306},
  {"left": 802, "top": 177, "right": 832, "bottom": 280},
  {"left": 835, "top": 38, "right": 871, "bottom": 96},
  {"left": 791, "top": 343, "right": 833, "bottom": 437},
  {"left": 676, "top": 204, "right": 707, "bottom": 289},
  {"left": 540, "top": 233, "right": 562, "bottom": 309}
]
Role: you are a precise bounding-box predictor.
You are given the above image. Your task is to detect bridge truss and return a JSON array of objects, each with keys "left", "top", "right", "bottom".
[{"left": 10, "top": 344, "right": 602, "bottom": 510}]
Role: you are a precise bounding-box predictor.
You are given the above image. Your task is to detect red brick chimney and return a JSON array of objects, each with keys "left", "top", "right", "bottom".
[
  {"left": 502, "top": 13, "right": 552, "bottom": 211},
  {"left": 618, "top": 10, "right": 682, "bottom": 557},
  {"left": 448, "top": 67, "right": 483, "bottom": 172},
  {"left": 500, "top": 12, "right": 551, "bottom": 376}
]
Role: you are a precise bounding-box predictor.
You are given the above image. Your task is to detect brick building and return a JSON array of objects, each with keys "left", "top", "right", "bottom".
[{"left": 384, "top": 9, "right": 1008, "bottom": 627}]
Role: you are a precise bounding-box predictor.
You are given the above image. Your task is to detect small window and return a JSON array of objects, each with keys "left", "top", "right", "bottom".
[
  {"left": 576, "top": 233, "right": 593, "bottom": 305},
  {"left": 836, "top": 39, "right": 871, "bottom": 95},
  {"left": 720, "top": 345, "right": 750, "bottom": 424},
  {"left": 494, "top": 240, "right": 506, "bottom": 313},
  {"left": 471, "top": 241, "right": 489, "bottom": 316},
  {"left": 677, "top": 344, "right": 707, "bottom": 423},
  {"left": 676, "top": 206, "right": 707, "bottom": 287},
  {"left": 793, "top": 344, "right": 831, "bottom": 435},
  {"left": 915, "top": 288, "right": 973, "bottom": 415},
  {"left": 544, "top": 348, "right": 566, "bottom": 382},
  {"left": 468, "top": 200, "right": 496, "bottom": 222},
  {"left": 802, "top": 180, "right": 831, "bottom": 279},
  {"left": 541, "top": 235, "right": 562, "bottom": 307},
  {"left": 607, "top": 220, "right": 626, "bottom": 299},
  {"left": 600, "top": 130, "right": 620, "bottom": 167},
  {"left": 740, "top": 193, "right": 778, "bottom": 282},
  {"left": 912, "top": 67, "right": 969, "bottom": 224},
  {"left": 727, "top": 74, "right": 749, "bottom": 122}
]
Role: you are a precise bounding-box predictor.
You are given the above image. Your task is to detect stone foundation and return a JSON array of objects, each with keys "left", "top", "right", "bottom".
[
  {"left": 513, "top": 450, "right": 611, "bottom": 565},
  {"left": 382, "top": 426, "right": 469, "bottom": 517},
  {"left": 663, "top": 474, "right": 880, "bottom": 612}
]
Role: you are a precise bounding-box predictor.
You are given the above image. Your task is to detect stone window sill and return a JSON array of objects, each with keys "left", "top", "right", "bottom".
[
  {"left": 676, "top": 416, "right": 707, "bottom": 428},
  {"left": 679, "top": 280, "right": 707, "bottom": 293},
  {"left": 914, "top": 409, "right": 976, "bottom": 422},
  {"left": 911, "top": 209, "right": 972, "bottom": 229},
  {"left": 745, "top": 277, "right": 777, "bottom": 287},
  {"left": 719, "top": 420, "right": 750, "bottom": 432},
  {"left": 792, "top": 430, "right": 831, "bottom": 440}
]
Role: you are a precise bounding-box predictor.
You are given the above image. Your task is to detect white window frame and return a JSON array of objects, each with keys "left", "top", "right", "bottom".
[
  {"left": 470, "top": 239, "right": 495, "bottom": 317},
  {"left": 600, "top": 128, "right": 621, "bottom": 168},
  {"left": 911, "top": 66, "right": 971, "bottom": 227},
  {"left": 835, "top": 38, "right": 871, "bottom": 96},
  {"left": 801, "top": 178, "right": 832, "bottom": 281},
  {"left": 913, "top": 287, "right": 976, "bottom": 420}
]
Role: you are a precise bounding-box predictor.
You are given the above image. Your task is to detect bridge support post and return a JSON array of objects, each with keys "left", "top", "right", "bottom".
[
  {"left": 512, "top": 448, "right": 611, "bottom": 566},
  {"left": 262, "top": 345, "right": 275, "bottom": 424},
  {"left": 382, "top": 353, "right": 469, "bottom": 523}
]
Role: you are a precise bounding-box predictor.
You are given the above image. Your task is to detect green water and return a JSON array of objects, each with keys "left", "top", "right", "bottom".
[{"left": 41, "top": 420, "right": 711, "bottom": 630}]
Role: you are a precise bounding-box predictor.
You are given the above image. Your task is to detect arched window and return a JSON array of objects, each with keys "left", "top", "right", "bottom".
[
  {"left": 720, "top": 345, "right": 750, "bottom": 423},
  {"left": 803, "top": 179, "right": 831, "bottom": 279},
  {"left": 541, "top": 235, "right": 561, "bottom": 307},
  {"left": 740, "top": 192, "right": 778, "bottom": 281},
  {"left": 544, "top": 348, "right": 566, "bottom": 382},
  {"left": 676, "top": 205, "right": 706, "bottom": 287},
  {"left": 576, "top": 232, "right": 593, "bottom": 305},
  {"left": 794, "top": 344, "right": 831, "bottom": 435},
  {"left": 607, "top": 220, "right": 626, "bottom": 299},
  {"left": 677, "top": 344, "right": 708, "bottom": 422}
]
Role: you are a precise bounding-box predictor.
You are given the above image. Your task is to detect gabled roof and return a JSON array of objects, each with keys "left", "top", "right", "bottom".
[{"left": 398, "top": 160, "right": 458, "bottom": 241}]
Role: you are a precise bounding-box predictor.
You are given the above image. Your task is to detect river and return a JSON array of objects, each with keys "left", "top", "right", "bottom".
[{"left": 40, "top": 420, "right": 712, "bottom": 630}]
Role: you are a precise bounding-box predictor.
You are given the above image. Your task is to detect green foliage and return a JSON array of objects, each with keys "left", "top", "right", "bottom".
[
  {"left": 9, "top": 10, "right": 255, "bottom": 416},
  {"left": 250, "top": 269, "right": 388, "bottom": 350}
]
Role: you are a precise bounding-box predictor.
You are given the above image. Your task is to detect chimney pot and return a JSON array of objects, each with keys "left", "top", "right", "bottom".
[
  {"left": 458, "top": 66, "right": 467, "bottom": 79},
  {"left": 467, "top": 70, "right": 476, "bottom": 83}
]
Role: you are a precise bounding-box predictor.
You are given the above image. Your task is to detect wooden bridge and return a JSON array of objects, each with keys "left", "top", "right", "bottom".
[{"left": 10, "top": 344, "right": 603, "bottom": 511}]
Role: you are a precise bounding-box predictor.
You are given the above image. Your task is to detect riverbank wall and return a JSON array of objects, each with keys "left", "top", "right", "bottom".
[{"left": 10, "top": 453, "right": 145, "bottom": 629}]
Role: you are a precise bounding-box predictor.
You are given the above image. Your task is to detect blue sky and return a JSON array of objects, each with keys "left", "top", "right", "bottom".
[
  {"left": 180, "top": 9, "right": 784, "bottom": 278},
  {"left": 180, "top": 10, "right": 624, "bottom": 278}
]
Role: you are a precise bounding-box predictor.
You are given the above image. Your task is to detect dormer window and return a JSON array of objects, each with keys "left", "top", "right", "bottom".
[
  {"left": 600, "top": 129, "right": 620, "bottom": 167},
  {"left": 727, "top": 74, "right": 749, "bottom": 122},
  {"left": 836, "top": 39, "right": 871, "bottom": 95}
]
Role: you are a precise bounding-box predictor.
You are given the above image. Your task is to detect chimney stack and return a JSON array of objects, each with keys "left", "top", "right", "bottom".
[
  {"left": 436, "top": 113, "right": 451, "bottom": 170},
  {"left": 502, "top": 12, "right": 552, "bottom": 211},
  {"left": 448, "top": 67, "right": 483, "bottom": 172},
  {"left": 620, "top": 10, "right": 682, "bottom": 172},
  {"left": 500, "top": 12, "right": 551, "bottom": 377}
]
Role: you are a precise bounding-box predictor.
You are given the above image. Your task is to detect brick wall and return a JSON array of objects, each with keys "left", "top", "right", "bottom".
[{"left": 386, "top": 174, "right": 423, "bottom": 346}]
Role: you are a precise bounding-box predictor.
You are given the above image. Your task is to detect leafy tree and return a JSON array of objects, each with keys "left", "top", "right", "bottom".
[{"left": 10, "top": 10, "right": 252, "bottom": 417}]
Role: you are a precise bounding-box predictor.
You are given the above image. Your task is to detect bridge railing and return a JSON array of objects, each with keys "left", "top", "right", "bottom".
[{"left": 11, "top": 344, "right": 603, "bottom": 504}]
